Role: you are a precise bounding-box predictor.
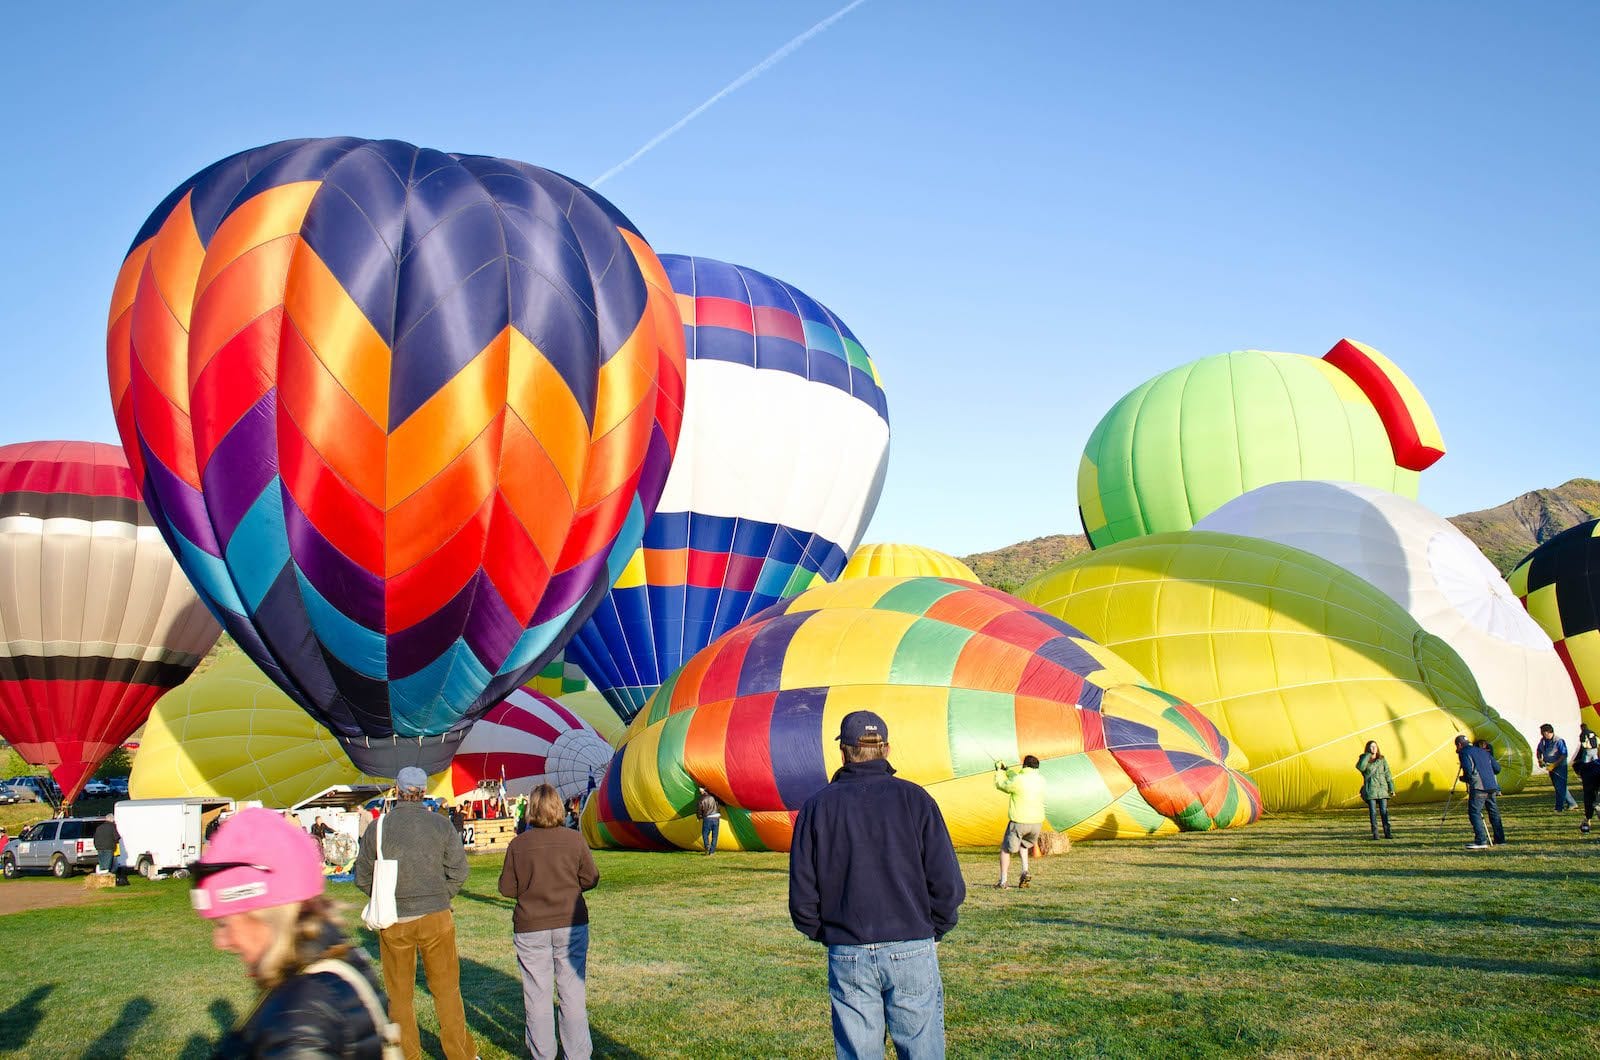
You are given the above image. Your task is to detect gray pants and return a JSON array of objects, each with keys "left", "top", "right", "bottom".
[{"left": 513, "top": 924, "right": 591, "bottom": 1060}]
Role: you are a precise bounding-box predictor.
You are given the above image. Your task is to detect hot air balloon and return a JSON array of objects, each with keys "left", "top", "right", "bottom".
[
  {"left": 0, "top": 441, "right": 221, "bottom": 804},
  {"left": 525, "top": 653, "right": 589, "bottom": 698},
  {"left": 839, "top": 543, "right": 976, "bottom": 582},
  {"left": 1195, "top": 481, "right": 1579, "bottom": 754},
  {"left": 565, "top": 255, "right": 890, "bottom": 721},
  {"left": 448, "top": 686, "right": 613, "bottom": 804},
  {"left": 1019, "top": 531, "right": 1530, "bottom": 811},
  {"left": 129, "top": 654, "right": 389, "bottom": 807},
  {"left": 582, "top": 577, "right": 1258, "bottom": 851},
  {"left": 107, "top": 138, "right": 685, "bottom": 775},
  {"left": 1079, "top": 341, "right": 1445, "bottom": 548},
  {"left": 1509, "top": 520, "right": 1600, "bottom": 731}
]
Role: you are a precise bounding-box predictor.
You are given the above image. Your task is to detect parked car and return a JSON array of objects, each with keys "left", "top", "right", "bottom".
[
  {"left": 0, "top": 786, "right": 20, "bottom": 806},
  {"left": 0, "top": 776, "right": 60, "bottom": 805},
  {"left": 106, "top": 777, "right": 130, "bottom": 797},
  {"left": 82, "top": 779, "right": 112, "bottom": 798},
  {"left": 1, "top": 817, "right": 104, "bottom": 878}
]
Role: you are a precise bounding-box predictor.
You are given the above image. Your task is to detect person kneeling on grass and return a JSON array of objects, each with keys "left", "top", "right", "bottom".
[
  {"left": 499, "top": 783, "right": 600, "bottom": 1060},
  {"left": 994, "top": 756, "right": 1045, "bottom": 888},
  {"left": 191, "top": 807, "right": 396, "bottom": 1058}
]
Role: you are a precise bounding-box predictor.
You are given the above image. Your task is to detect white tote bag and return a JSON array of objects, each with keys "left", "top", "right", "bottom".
[{"left": 360, "top": 814, "right": 399, "bottom": 931}]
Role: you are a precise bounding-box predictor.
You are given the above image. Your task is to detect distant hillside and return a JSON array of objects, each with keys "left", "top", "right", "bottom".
[
  {"left": 958, "top": 478, "right": 1600, "bottom": 592},
  {"left": 1448, "top": 478, "right": 1600, "bottom": 574},
  {"left": 962, "top": 533, "right": 1090, "bottom": 594}
]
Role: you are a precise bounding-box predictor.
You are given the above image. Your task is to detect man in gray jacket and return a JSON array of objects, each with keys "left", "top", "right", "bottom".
[{"left": 356, "top": 766, "right": 475, "bottom": 1060}]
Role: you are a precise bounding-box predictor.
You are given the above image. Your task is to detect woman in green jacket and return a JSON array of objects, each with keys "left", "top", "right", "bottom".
[{"left": 1356, "top": 740, "right": 1395, "bottom": 839}]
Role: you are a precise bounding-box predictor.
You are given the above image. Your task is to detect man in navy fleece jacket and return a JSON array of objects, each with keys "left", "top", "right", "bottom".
[{"left": 789, "top": 710, "right": 966, "bottom": 1059}]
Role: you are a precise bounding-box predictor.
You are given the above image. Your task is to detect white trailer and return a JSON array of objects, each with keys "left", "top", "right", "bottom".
[{"left": 113, "top": 797, "right": 233, "bottom": 878}]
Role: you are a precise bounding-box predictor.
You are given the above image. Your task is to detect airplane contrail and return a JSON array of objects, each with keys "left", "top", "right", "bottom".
[{"left": 591, "top": 0, "right": 871, "bottom": 188}]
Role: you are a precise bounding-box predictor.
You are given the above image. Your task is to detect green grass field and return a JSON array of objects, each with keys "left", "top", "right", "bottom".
[{"left": 1, "top": 791, "right": 1595, "bottom": 1058}]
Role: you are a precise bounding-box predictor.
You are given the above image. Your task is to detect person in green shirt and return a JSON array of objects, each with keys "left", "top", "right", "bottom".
[
  {"left": 1356, "top": 740, "right": 1395, "bottom": 839},
  {"left": 994, "top": 755, "right": 1045, "bottom": 888}
]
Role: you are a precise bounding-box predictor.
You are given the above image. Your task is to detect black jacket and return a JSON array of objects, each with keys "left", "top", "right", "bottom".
[
  {"left": 93, "top": 821, "right": 117, "bottom": 853},
  {"left": 211, "top": 933, "right": 385, "bottom": 1058},
  {"left": 788, "top": 759, "right": 965, "bottom": 946}
]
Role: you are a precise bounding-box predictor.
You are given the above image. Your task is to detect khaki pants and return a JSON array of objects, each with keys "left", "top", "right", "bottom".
[{"left": 378, "top": 909, "right": 476, "bottom": 1060}]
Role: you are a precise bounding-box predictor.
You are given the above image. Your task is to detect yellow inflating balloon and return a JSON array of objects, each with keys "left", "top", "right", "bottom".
[
  {"left": 130, "top": 655, "right": 445, "bottom": 807},
  {"left": 558, "top": 689, "right": 628, "bottom": 746},
  {"left": 1019, "top": 532, "right": 1530, "bottom": 810},
  {"left": 839, "top": 543, "right": 978, "bottom": 582}
]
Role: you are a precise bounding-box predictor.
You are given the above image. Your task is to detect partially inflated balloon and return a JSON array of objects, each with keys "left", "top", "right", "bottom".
[
  {"left": 558, "top": 689, "right": 627, "bottom": 747},
  {"left": 129, "top": 654, "right": 386, "bottom": 806},
  {"left": 582, "top": 577, "right": 1258, "bottom": 850},
  {"left": 567, "top": 255, "right": 889, "bottom": 721},
  {"left": 0, "top": 442, "right": 221, "bottom": 802},
  {"left": 1020, "top": 532, "right": 1530, "bottom": 810},
  {"left": 107, "top": 139, "right": 685, "bottom": 775},
  {"left": 1196, "top": 481, "right": 1578, "bottom": 754},
  {"left": 1509, "top": 520, "right": 1600, "bottom": 731},
  {"left": 1078, "top": 342, "right": 1444, "bottom": 548},
  {"left": 525, "top": 654, "right": 588, "bottom": 699},
  {"left": 839, "top": 543, "right": 976, "bottom": 582},
  {"left": 448, "top": 686, "right": 613, "bottom": 803}
]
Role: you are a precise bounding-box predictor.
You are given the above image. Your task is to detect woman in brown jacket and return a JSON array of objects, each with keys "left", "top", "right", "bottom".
[{"left": 498, "top": 784, "right": 600, "bottom": 1060}]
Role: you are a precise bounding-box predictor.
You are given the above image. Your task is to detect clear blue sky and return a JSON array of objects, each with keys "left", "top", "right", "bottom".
[{"left": 2, "top": 3, "right": 1595, "bottom": 555}]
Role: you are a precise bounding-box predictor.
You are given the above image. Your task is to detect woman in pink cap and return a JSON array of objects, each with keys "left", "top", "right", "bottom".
[{"left": 191, "top": 807, "right": 395, "bottom": 1058}]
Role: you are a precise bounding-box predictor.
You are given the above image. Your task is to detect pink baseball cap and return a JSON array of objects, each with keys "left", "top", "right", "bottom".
[{"left": 191, "top": 807, "right": 325, "bottom": 919}]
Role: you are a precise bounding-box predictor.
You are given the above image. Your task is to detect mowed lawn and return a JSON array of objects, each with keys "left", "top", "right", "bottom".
[{"left": 0, "top": 792, "right": 1596, "bottom": 1059}]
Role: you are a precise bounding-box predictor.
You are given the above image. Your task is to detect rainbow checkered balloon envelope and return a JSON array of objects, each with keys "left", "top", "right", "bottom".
[
  {"left": 566, "top": 255, "right": 890, "bottom": 722},
  {"left": 106, "top": 138, "right": 685, "bottom": 775},
  {"left": 1509, "top": 519, "right": 1600, "bottom": 732},
  {"left": 581, "top": 577, "right": 1259, "bottom": 851}
]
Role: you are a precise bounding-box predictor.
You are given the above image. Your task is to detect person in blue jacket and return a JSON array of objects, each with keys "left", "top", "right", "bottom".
[
  {"left": 1455, "top": 734, "right": 1505, "bottom": 850},
  {"left": 789, "top": 710, "right": 966, "bottom": 1059},
  {"left": 1535, "top": 723, "right": 1579, "bottom": 812}
]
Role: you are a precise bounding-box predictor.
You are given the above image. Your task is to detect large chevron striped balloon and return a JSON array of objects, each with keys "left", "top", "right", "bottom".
[
  {"left": 107, "top": 138, "right": 686, "bottom": 775},
  {"left": 566, "top": 255, "right": 890, "bottom": 721}
]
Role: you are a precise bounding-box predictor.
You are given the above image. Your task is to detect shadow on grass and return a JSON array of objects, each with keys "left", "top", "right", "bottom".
[
  {"left": 1033, "top": 918, "right": 1599, "bottom": 980},
  {"left": 1317, "top": 904, "right": 1599, "bottom": 933},
  {"left": 459, "top": 956, "right": 650, "bottom": 1058},
  {"left": 0, "top": 984, "right": 53, "bottom": 1052},
  {"left": 1128, "top": 861, "right": 1587, "bottom": 882},
  {"left": 82, "top": 996, "right": 153, "bottom": 1058},
  {"left": 176, "top": 999, "right": 239, "bottom": 1060},
  {"left": 457, "top": 887, "right": 514, "bottom": 909}
]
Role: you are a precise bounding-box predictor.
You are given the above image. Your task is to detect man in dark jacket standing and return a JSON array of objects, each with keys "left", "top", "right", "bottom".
[
  {"left": 357, "top": 766, "right": 476, "bottom": 1060},
  {"left": 1455, "top": 734, "right": 1505, "bottom": 850},
  {"left": 789, "top": 711, "right": 966, "bottom": 1059},
  {"left": 92, "top": 815, "right": 118, "bottom": 875}
]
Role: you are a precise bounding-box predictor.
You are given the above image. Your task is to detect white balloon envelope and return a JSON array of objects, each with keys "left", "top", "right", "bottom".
[{"left": 1196, "top": 480, "right": 1579, "bottom": 754}]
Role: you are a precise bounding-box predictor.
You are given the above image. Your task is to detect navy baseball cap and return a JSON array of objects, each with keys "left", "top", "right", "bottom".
[{"left": 837, "top": 711, "right": 888, "bottom": 745}]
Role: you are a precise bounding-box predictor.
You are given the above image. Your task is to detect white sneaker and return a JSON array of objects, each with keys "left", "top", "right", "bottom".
[{"left": 1465, "top": 842, "right": 1489, "bottom": 850}]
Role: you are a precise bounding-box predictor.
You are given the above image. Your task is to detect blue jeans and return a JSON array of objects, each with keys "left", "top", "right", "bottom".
[
  {"left": 701, "top": 816, "right": 719, "bottom": 854},
  {"left": 1365, "top": 798, "right": 1390, "bottom": 837},
  {"left": 1549, "top": 766, "right": 1578, "bottom": 810},
  {"left": 826, "top": 939, "right": 944, "bottom": 1059},
  {"left": 1466, "top": 791, "right": 1505, "bottom": 845}
]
